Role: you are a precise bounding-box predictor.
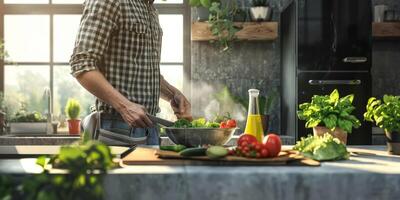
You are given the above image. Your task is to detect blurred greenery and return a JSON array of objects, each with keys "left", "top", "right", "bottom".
[
  {"left": 1, "top": 140, "right": 115, "bottom": 200},
  {"left": 4, "top": 66, "right": 94, "bottom": 121}
]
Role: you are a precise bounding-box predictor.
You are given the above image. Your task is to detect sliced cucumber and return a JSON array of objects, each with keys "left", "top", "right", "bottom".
[{"left": 206, "top": 146, "right": 228, "bottom": 159}]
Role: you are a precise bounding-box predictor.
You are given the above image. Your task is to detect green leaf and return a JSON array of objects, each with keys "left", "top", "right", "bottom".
[
  {"left": 200, "top": 0, "right": 211, "bottom": 8},
  {"left": 305, "top": 118, "right": 321, "bottom": 128},
  {"left": 323, "top": 114, "right": 337, "bottom": 129},
  {"left": 329, "top": 89, "right": 339, "bottom": 103},
  {"left": 189, "top": 0, "right": 201, "bottom": 7},
  {"left": 338, "top": 118, "right": 353, "bottom": 133}
]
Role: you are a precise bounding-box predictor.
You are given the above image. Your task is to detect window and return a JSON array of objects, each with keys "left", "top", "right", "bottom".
[{"left": 0, "top": 1, "right": 190, "bottom": 126}]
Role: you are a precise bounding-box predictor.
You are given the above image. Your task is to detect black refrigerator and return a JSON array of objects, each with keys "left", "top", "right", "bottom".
[{"left": 281, "top": 0, "right": 372, "bottom": 144}]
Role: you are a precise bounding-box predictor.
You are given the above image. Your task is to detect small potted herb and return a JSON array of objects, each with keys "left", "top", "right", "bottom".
[
  {"left": 250, "top": 0, "right": 272, "bottom": 21},
  {"left": 297, "top": 89, "right": 361, "bottom": 144},
  {"left": 364, "top": 95, "right": 400, "bottom": 155},
  {"left": 65, "top": 98, "right": 81, "bottom": 135}
]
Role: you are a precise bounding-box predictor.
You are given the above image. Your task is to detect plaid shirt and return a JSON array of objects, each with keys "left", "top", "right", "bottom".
[{"left": 70, "top": 0, "right": 162, "bottom": 115}]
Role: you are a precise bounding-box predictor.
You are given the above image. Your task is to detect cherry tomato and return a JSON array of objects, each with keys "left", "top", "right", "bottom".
[
  {"left": 240, "top": 141, "right": 249, "bottom": 148},
  {"left": 220, "top": 121, "right": 228, "bottom": 128},
  {"left": 262, "top": 133, "right": 282, "bottom": 157},
  {"left": 256, "top": 152, "right": 261, "bottom": 158},
  {"left": 243, "top": 146, "right": 250, "bottom": 152},
  {"left": 260, "top": 148, "right": 269, "bottom": 158},
  {"left": 226, "top": 119, "right": 237, "bottom": 128},
  {"left": 255, "top": 143, "right": 262, "bottom": 152},
  {"left": 237, "top": 134, "right": 258, "bottom": 147}
]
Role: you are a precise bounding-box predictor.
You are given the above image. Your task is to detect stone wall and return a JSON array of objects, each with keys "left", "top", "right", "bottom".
[{"left": 191, "top": 0, "right": 283, "bottom": 133}]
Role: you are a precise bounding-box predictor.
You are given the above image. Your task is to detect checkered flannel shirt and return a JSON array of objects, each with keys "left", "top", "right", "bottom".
[{"left": 70, "top": 0, "right": 162, "bottom": 115}]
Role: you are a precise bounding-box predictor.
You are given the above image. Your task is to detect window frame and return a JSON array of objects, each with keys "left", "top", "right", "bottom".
[{"left": 0, "top": 0, "right": 191, "bottom": 112}]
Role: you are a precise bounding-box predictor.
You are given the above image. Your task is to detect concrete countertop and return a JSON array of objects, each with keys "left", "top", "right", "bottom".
[{"left": 0, "top": 145, "right": 400, "bottom": 200}]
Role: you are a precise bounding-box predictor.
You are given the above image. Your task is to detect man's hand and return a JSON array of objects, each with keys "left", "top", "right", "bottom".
[
  {"left": 170, "top": 92, "right": 193, "bottom": 121},
  {"left": 117, "top": 102, "right": 153, "bottom": 128}
]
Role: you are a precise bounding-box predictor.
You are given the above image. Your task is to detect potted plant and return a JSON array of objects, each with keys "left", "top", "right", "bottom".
[
  {"left": 9, "top": 109, "right": 47, "bottom": 134},
  {"left": 364, "top": 95, "right": 400, "bottom": 155},
  {"left": 190, "top": 0, "right": 218, "bottom": 21},
  {"left": 65, "top": 98, "right": 81, "bottom": 135},
  {"left": 297, "top": 89, "right": 361, "bottom": 144},
  {"left": 250, "top": 0, "right": 272, "bottom": 21}
]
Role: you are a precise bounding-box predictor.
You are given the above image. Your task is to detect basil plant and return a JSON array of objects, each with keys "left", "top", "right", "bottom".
[
  {"left": 364, "top": 95, "right": 400, "bottom": 133},
  {"left": 297, "top": 89, "right": 361, "bottom": 133}
]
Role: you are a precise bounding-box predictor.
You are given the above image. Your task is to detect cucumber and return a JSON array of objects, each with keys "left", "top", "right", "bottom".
[
  {"left": 206, "top": 146, "right": 228, "bottom": 159},
  {"left": 179, "top": 147, "right": 207, "bottom": 157},
  {"left": 159, "top": 145, "right": 186, "bottom": 152}
]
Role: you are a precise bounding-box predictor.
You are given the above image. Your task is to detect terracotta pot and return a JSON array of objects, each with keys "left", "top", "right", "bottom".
[
  {"left": 68, "top": 119, "right": 81, "bottom": 135},
  {"left": 313, "top": 126, "right": 347, "bottom": 144},
  {"left": 385, "top": 131, "right": 400, "bottom": 155}
]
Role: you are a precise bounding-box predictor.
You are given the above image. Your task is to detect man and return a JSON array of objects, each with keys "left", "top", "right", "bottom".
[{"left": 69, "top": 0, "right": 192, "bottom": 145}]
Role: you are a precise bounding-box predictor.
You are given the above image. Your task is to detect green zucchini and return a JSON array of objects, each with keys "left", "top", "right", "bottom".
[
  {"left": 159, "top": 145, "right": 186, "bottom": 152},
  {"left": 206, "top": 146, "right": 228, "bottom": 159},
  {"left": 179, "top": 147, "right": 207, "bottom": 157}
]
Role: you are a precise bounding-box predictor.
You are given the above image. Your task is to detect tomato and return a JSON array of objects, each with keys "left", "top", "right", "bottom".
[
  {"left": 226, "top": 119, "right": 237, "bottom": 128},
  {"left": 262, "top": 134, "right": 282, "bottom": 157},
  {"left": 237, "top": 134, "right": 258, "bottom": 147},
  {"left": 255, "top": 143, "right": 262, "bottom": 151},
  {"left": 260, "top": 148, "right": 269, "bottom": 158},
  {"left": 220, "top": 121, "right": 228, "bottom": 128}
]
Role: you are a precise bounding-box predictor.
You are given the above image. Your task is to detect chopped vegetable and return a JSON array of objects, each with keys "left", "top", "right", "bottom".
[
  {"left": 293, "top": 133, "right": 349, "bottom": 161},
  {"left": 206, "top": 146, "right": 228, "bottom": 159},
  {"left": 160, "top": 145, "right": 187, "bottom": 152},
  {"left": 173, "top": 118, "right": 226, "bottom": 128},
  {"left": 173, "top": 119, "right": 192, "bottom": 128}
]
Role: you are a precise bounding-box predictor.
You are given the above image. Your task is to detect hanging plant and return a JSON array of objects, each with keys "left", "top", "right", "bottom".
[{"left": 208, "top": 2, "right": 241, "bottom": 52}]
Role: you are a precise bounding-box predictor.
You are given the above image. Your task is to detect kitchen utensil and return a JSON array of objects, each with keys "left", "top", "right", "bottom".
[
  {"left": 163, "top": 127, "right": 236, "bottom": 147},
  {"left": 374, "top": 5, "right": 388, "bottom": 22},
  {"left": 147, "top": 114, "right": 175, "bottom": 127}
]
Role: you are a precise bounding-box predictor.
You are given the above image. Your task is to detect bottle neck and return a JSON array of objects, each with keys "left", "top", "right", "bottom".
[{"left": 248, "top": 96, "right": 260, "bottom": 115}]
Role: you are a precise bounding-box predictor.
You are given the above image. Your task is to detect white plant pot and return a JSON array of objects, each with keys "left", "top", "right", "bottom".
[
  {"left": 250, "top": 6, "right": 272, "bottom": 21},
  {"left": 10, "top": 122, "right": 47, "bottom": 134}
]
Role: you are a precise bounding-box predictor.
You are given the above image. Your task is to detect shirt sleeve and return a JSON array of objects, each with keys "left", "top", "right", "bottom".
[{"left": 69, "top": 0, "right": 120, "bottom": 77}]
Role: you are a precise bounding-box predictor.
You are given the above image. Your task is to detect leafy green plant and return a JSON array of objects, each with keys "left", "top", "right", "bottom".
[
  {"left": 297, "top": 89, "right": 361, "bottom": 133},
  {"left": 23, "top": 141, "right": 115, "bottom": 200},
  {"left": 10, "top": 110, "right": 46, "bottom": 122},
  {"left": 65, "top": 98, "right": 81, "bottom": 119},
  {"left": 208, "top": 2, "right": 241, "bottom": 51},
  {"left": 252, "top": 0, "right": 268, "bottom": 7},
  {"left": 293, "top": 133, "right": 349, "bottom": 161},
  {"left": 364, "top": 95, "right": 400, "bottom": 133},
  {"left": 0, "top": 140, "right": 115, "bottom": 200},
  {"left": 189, "top": 0, "right": 219, "bottom": 8}
]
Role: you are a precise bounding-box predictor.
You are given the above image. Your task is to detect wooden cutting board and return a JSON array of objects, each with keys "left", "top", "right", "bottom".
[{"left": 121, "top": 147, "right": 320, "bottom": 166}]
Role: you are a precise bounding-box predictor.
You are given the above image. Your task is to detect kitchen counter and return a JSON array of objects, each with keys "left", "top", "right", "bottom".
[{"left": 1, "top": 145, "right": 400, "bottom": 200}]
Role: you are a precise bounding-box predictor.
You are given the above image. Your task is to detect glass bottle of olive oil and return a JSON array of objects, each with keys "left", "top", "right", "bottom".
[{"left": 244, "top": 89, "right": 264, "bottom": 142}]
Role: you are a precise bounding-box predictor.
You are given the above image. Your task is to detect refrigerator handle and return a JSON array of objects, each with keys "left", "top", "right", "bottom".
[
  {"left": 343, "top": 57, "right": 367, "bottom": 63},
  {"left": 308, "top": 80, "right": 362, "bottom": 85}
]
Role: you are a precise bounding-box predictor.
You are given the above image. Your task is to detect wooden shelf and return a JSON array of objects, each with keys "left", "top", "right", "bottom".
[
  {"left": 191, "top": 22, "right": 278, "bottom": 41},
  {"left": 372, "top": 22, "right": 400, "bottom": 38}
]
